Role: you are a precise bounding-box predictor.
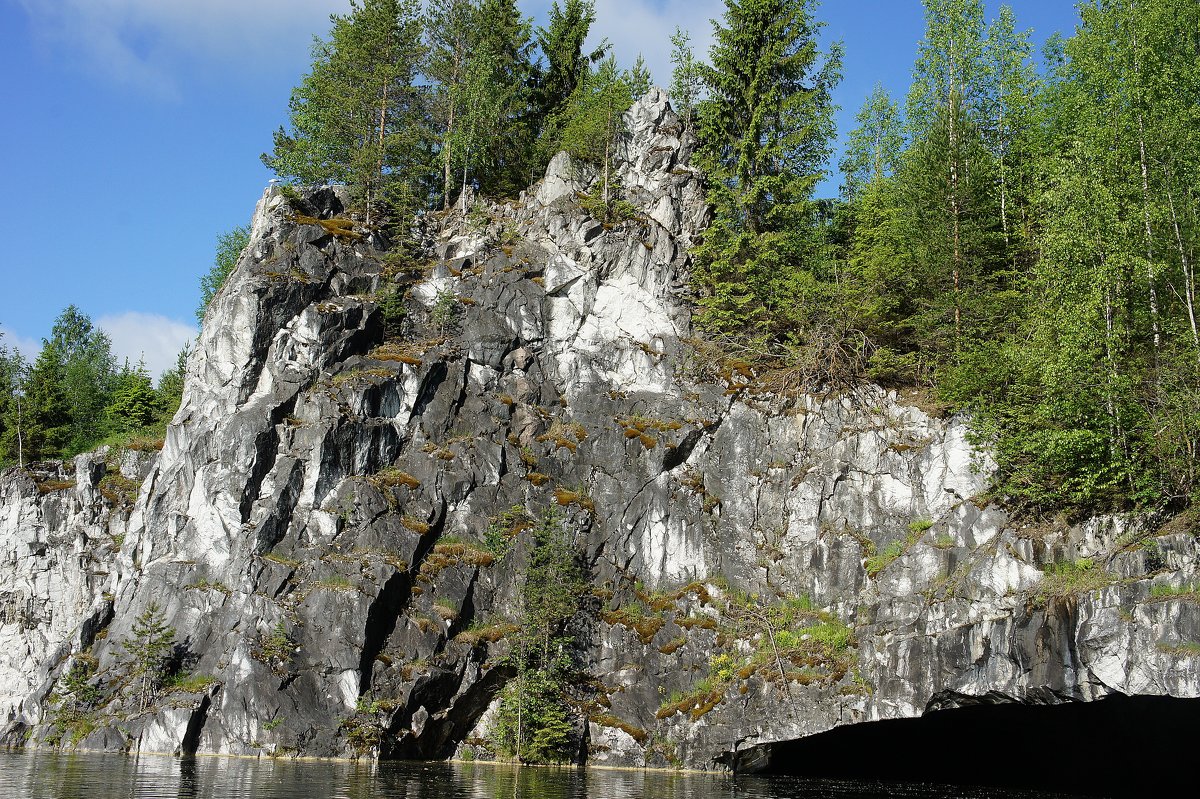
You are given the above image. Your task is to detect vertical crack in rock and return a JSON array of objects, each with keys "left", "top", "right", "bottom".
[
  {"left": 239, "top": 395, "right": 297, "bottom": 525},
  {"left": 357, "top": 569, "right": 414, "bottom": 695}
]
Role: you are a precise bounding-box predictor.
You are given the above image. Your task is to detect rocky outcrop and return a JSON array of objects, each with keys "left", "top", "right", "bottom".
[{"left": 2, "top": 88, "right": 1199, "bottom": 767}]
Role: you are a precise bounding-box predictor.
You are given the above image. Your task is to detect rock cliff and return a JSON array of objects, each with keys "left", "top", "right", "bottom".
[{"left": 2, "top": 89, "right": 1199, "bottom": 768}]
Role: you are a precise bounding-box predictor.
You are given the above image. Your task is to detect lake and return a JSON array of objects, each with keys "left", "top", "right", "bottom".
[{"left": 0, "top": 751, "right": 1096, "bottom": 798}]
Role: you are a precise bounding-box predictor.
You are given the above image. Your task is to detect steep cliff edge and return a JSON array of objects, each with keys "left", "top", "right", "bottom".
[{"left": 3, "top": 90, "right": 1199, "bottom": 768}]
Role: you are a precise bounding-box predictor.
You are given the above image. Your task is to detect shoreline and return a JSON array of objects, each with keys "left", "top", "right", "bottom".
[{"left": 0, "top": 746, "right": 726, "bottom": 777}]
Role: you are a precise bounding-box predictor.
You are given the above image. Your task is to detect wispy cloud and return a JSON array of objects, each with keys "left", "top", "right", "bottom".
[
  {"left": 98, "top": 312, "right": 196, "bottom": 379},
  {"left": 16, "top": 0, "right": 344, "bottom": 98},
  {"left": 590, "top": 0, "right": 723, "bottom": 90},
  {"left": 0, "top": 328, "right": 43, "bottom": 365}
]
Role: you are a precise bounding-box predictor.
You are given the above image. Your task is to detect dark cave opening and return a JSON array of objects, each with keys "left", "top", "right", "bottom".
[{"left": 755, "top": 694, "right": 1199, "bottom": 797}]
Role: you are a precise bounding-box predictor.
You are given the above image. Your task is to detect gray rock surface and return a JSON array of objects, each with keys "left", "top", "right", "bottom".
[{"left": 2, "top": 88, "right": 1198, "bottom": 767}]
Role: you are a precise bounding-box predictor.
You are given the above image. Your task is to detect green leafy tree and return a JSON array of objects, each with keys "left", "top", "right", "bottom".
[
  {"left": 839, "top": 84, "right": 903, "bottom": 201},
  {"left": 558, "top": 57, "right": 637, "bottom": 213},
  {"left": 692, "top": 0, "right": 843, "bottom": 337},
  {"left": 981, "top": 5, "right": 1039, "bottom": 256},
  {"left": 903, "top": 0, "right": 995, "bottom": 351},
  {"left": 49, "top": 306, "right": 116, "bottom": 453},
  {"left": 425, "top": 0, "right": 479, "bottom": 208},
  {"left": 263, "top": 0, "right": 429, "bottom": 224},
  {"left": 668, "top": 26, "right": 703, "bottom": 129},
  {"left": 155, "top": 345, "right": 189, "bottom": 422},
  {"left": 196, "top": 225, "right": 250, "bottom": 324},
  {"left": 119, "top": 602, "right": 176, "bottom": 710},
  {"left": 0, "top": 337, "right": 28, "bottom": 466}
]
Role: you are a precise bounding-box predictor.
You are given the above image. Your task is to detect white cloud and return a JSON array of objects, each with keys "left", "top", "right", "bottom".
[
  {"left": 0, "top": 330, "right": 43, "bottom": 365},
  {"left": 17, "top": 0, "right": 345, "bottom": 97},
  {"left": 590, "top": 0, "right": 723, "bottom": 90},
  {"left": 98, "top": 312, "right": 196, "bottom": 380}
]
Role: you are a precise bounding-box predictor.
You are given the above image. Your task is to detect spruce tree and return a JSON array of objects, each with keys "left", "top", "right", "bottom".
[
  {"left": 7, "top": 342, "right": 70, "bottom": 463},
  {"left": 534, "top": 0, "right": 607, "bottom": 166},
  {"left": 106, "top": 362, "right": 158, "bottom": 434},
  {"left": 692, "top": 0, "right": 842, "bottom": 337},
  {"left": 536, "top": 0, "right": 602, "bottom": 121},
  {"left": 49, "top": 307, "right": 115, "bottom": 455},
  {"left": 119, "top": 603, "right": 176, "bottom": 710},
  {"left": 470, "top": 0, "right": 536, "bottom": 198}
]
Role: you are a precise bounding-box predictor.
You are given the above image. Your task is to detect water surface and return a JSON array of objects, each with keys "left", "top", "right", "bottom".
[{"left": 0, "top": 751, "right": 1094, "bottom": 799}]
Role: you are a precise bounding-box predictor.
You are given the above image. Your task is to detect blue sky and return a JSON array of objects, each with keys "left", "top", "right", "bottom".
[{"left": 0, "top": 0, "right": 1081, "bottom": 377}]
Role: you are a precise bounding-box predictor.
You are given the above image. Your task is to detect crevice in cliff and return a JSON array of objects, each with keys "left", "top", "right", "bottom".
[
  {"left": 750, "top": 694, "right": 1200, "bottom": 797},
  {"left": 357, "top": 569, "right": 413, "bottom": 695},
  {"left": 411, "top": 362, "right": 449, "bottom": 419},
  {"left": 179, "top": 692, "right": 213, "bottom": 755},
  {"left": 240, "top": 395, "right": 297, "bottom": 525},
  {"left": 358, "top": 502, "right": 448, "bottom": 694}
]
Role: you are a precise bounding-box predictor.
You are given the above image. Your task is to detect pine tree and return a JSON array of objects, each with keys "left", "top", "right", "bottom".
[
  {"left": 263, "top": 0, "right": 429, "bottom": 224},
  {"left": 119, "top": 603, "right": 176, "bottom": 710},
  {"left": 692, "top": 0, "right": 842, "bottom": 337}
]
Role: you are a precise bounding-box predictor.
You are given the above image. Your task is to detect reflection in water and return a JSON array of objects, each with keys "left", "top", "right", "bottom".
[{"left": 0, "top": 751, "right": 1089, "bottom": 799}]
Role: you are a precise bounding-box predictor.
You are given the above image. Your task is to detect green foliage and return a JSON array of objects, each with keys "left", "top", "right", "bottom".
[
  {"left": 377, "top": 287, "right": 408, "bottom": 337},
  {"left": 196, "top": 225, "right": 250, "bottom": 324},
  {"left": 119, "top": 602, "right": 176, "bottom": 710},
  {"left": 105, "top": 362, "right": 158, "bottom": 434},
  {"left": 154, "top": 344, "right": 189, "bottom": 421},
  {"left": 262, "top": 0, "right": 430, "bottom": 224},
  {"left": 492, "top": 510, "right": 588, "bottom": 763},
  {"left": 484, "top": 504, "right": 530, "bottom": 558},
  {"left": 430, "top": 288, "right": 461, "bottom": 333},
  {"left": 668, "top": 26, "right": 702, "bottom": 129},
  {"left": 692, "top": 0, "right": 843, "bottom": 338},
  {"left": 3, "top": 340, "right": 69, "bottom": 463},
  {"left": 1036, "top": 558, "right": 1116, "bottom": 604},
  {"left": 557, "top": 56, "right": 637, "bottom": 213},
  {"left": 536, "top": 1, "right": 602, "bottom": 115}
]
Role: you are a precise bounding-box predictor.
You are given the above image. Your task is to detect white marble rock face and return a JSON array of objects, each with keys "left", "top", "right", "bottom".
[{"left": 1, "top": 89, "right": 1197, "bottom": 766}]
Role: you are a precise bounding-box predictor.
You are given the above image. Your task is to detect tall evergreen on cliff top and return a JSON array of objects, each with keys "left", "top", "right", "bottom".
[
  {"left": 692, "top": 0, "right": 842, "bottom": 339},
  {"left": 263, "top": 0, "right": 429, "bottom": 223}
]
